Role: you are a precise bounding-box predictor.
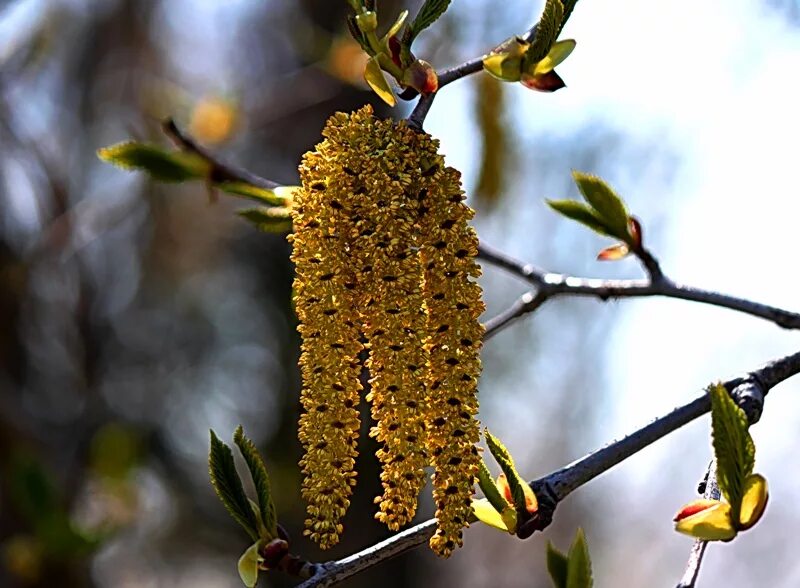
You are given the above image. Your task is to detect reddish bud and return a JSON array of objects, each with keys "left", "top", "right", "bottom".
[
  {"left": 260, "top": 538, "right": 289, "bottom": 569},
  {"left": 520, "top": 70, "right": 566, "bottom": 93}
]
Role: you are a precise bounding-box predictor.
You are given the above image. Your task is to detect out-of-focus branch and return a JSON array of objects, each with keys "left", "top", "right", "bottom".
[
  {"left": 161, "top": 118, "right": 280, "bottom": 190},
  {"left": 478, "top": 242, "right": 800, "bottom": 337},
  {"left": 294, "top": 350, "right": 800, "bottom": 587}
]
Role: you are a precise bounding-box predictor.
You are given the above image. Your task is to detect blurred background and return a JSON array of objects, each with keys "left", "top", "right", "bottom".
[{"left": 2, "top": 0, "right": 800, "bottom": 586}]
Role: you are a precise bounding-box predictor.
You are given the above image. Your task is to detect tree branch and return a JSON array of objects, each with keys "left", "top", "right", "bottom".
[
  {"left": 477, "top": 242, "right": 800, "bottom": 334},
  {"left": 294, "top": 350, "right": 800, "bottom": 587}
]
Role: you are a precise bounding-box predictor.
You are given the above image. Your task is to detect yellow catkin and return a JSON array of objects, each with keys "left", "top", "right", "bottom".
[
  {"left": 291, "top": 105, "right": 483, "bottom": 555},
  {"left": 291, "top": 123, "right": 364, "bottom": 549},
  {"left": 417, "top": 155, "right": 485, "bottom": 557}
]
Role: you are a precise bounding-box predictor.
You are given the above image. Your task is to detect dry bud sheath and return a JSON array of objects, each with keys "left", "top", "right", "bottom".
[{"left": 291, "top": 106, "right": 483, "bottom": 555}]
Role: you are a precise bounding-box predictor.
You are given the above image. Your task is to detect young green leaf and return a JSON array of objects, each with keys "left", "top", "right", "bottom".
[
  {"left": 560, "top": 0, "right": 580, "bottom": 34},
  {"left": 209, "top": 430, "right": 259, "bottom": 541},
  {"left": 485, "top": 429, "right": 536, "bottom": 517},
  {"left": 237, "top": 541, "right": 262, "bottom": 588},
  {"left": 234, "top": 426, "right": 278, "bottom": 539},
  {"left": 571, "top": 172, "right": 630, "bottom": 240},
  {"left": 217, "top": 182, "right": 293, "bottom": 206},
  {"left": 566, "top": 528, "right": 593, "bottom": 588},
  {"left": 97, "top": 142, "right": 209, "bottom": 182},
  {"left": 364, "top": 56, "right": 397, "bottom": 106},
  {"left": 527, "top": 0, "right": 565, "bottom": 65},
  {"left": 546, "top": 200, "right": 615, "bottom": 237},
  {"left": 546, "top": 541, "right": 569, "bottom": 588},
  {"left": 709, "top": 382, "right": 755, "bottom": 516},
  {"left": 237, "top": 207, "right": 293, "bottom": 233},
  {"left": 533, "top": 39, "right": 576, "bottom": 76},
  {"left": 477, "top": 460, "right": 510, "bottom": 518},
  {"left": 409, "top": 0, "right": 452, "bottom": 42},
  {"left": 471, "top": 498, "right": 514, "bottom": 532}
]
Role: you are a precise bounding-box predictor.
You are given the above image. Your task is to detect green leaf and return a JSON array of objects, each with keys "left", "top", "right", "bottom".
[
  {"left": 546, "top": 200, "right": 615, "bottom": 237},
  {"left": 209, "top": 430, "right": 259, "bottom": 541},
  {"left": 527, "top": 0, "right": 564, "bottom": 64},
  {"left": 709, "top": 382, "right": 755, "bottom": 516},
  {"left": 571, "top": 171, "right": 630, "bottom": 240},
  {"left": 409, "top": 0, "right": 452, "bottom": 41},
  {"left": 485, "top": 429, "right": 531, "bottom": 517},
  {"left": 234, "top": 426, "right": 278, "bottom": 539},
  {"left": 364, "top": 56, "right": 397, "bottom": 106},
  {"left": 471, "top": 498, "right": 514, "bottom": 532},
  {"left": 533, "top": 39, "right": 576, "bottom": 75},
  {"left": 546, "top": 541, "right": 569, "bottom": 588},
  {"left": 566, "top": 528, "right": 593, "bottom": 588},
  {"left": 237, "top": 207, "right": 293, "bottom": 233},
  {"left": 217, "top": 182, "right": 293, "bottom": 207},
  {"left": 477, "top": 460, "right": 510, "bottom": 519},
  {"left": 347, "top": 15, "right": 372, "bottom": 53},
  {"left": 237, "top": 541, "right": 263, "bottom": 588},
  {"left": 560, "top": 0, "right": 580, "bottom": 34},
  {"left": 97, "top": 142, "right": 209, "bottom": 182}
]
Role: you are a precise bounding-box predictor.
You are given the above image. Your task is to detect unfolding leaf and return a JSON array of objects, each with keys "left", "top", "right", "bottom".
[
  {"left": 483, "top": 38, "right": 529, "bottom": 83},
  {"left": 520, "top": 69, "right": 566, "bottom": 92},
  {"left": 209, "top": 430, "right": 259, "bottom": 541},
  {"left": 383, "top": 9, "right": 409, "bottom": 45},
  {"left": 709, "top": 382, "right": 755, "bottom": 516},
  {"left": 596, "top": 243, "right": 630, "bottom": 261},
  {"left": 477, "top": 460, "right": 510, "bottom": 520},
  {"left": 527, "top": 0, "right": 565, "bottom": 64},
  {"left": 237, "top": 207, "right": 293, "bottom": 233},
  {"left": 98, "top": 142, "right": 209, "bottom": 182},
  {"left": 546, "top": 541, "right": 569, "bottom": 588},
  {"left": 560, "top": 0, "right": 580, "bottom": 34},
  {"left": 471, "top": 498, "right": 514, "bottom": 533},
  {"left": 546, "top": 199, "right": 614, "bottom": 237},
  {"left": 738, "top": 474, "right": 768, "bottom": 530},
  {"left": 217, "top": 182, "right": 293, "bottom": 206},
  {"left": 234, "top": 426, "right": 278, "bottom": 539},
  {"left": 485, "top": 430, "right": 537, "bottom": 517},
  {"left": 674, "top": 500, "right": 736, "bottom": 541},
  {"left": 237, "top": 541, "right": 262, "bottom": 588},
  {"left": 566, "top": 528, "right": 593, "bottom": 588},
  {"left": 572, "top": 172, "right": 630, "bottom": 240},
  {"left": 364, "top": 56, "right": 396, "bottom": 106},
  {"left": 409, "top": 0, "right": 451, "bottom": 41},
  {"left": 533, "top": 39, "right": 577, "bottom": 75}
]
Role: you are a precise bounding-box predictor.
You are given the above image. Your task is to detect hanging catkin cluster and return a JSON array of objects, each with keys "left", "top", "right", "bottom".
[{"left": 289, "top": 105, "right": 484, "bottom": 557}]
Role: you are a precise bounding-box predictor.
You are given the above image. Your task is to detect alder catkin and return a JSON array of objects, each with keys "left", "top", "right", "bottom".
[{"left": 291, "top": 105, "right": 484, "bottom": 555}]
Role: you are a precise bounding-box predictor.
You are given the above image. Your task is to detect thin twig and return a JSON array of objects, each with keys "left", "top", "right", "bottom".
[
  {"left": 477, "top": 243, "right": 800, "bottom": 331},
  {"left": 295, "top": 350, "right": 800, "bottom": 587},
  {"left": 162, "top": 118, "right": 280, "bottom": 190}
]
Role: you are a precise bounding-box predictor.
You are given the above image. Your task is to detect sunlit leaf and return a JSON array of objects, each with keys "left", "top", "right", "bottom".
[
  {"left": 477, "top": 460, "right": 510, "bottom": 519},
  {"left": 98, "top": 142, "right": 209, "bottom": 182},
  {"left": 738, "top": 474, "right": 768, "bottom": 530},
  {"left": 483, "top": 38, "right": 528, "bottom": 82},
  {"left": 237, "top": 541, "right": 262, "bottom": 588},
  {"left": 674, "top": 500, "right": 736, "bottom": 541},
  {"left": 237, "top": 207, "right": 293, "bottom": 233},
  {"left": 471, "top": 498, "right": 514, "bottom": 532},
  {"left": 596, "top": 243, "right": 630, "bottom": 261},
  {"left": 485, "top": 430, "right": 536, "bottom": 517},
  {"left": 217, "top": 182, "right": 293, "bottom": 206},
  {"left": 533, "top": 39, "right": 577, "bottom": 75},
  {"left": 572, "top": 171, "right": 630, "bottom": 239},
  {"left": 364, "top": 57, "right": 397, "bottom": 106},
  {"left": 566, "top": 528, "right": 593, "bottom": 588},
  {"left": 409, "top": 0, "right": 451, "bottom": 41},
  {"left": 546, "top": 200, "right": 614, "bottom": 237},
  {"left": 546, "top": 541, "right": 569, "bottom": 588},
  {"left": 234, "top": 426, "right": 277, "bottom": 539},
  {"left": 527, "top": 0, "right": 564, "bottom": 64},
  {"left": 709, "top": 382, "right": 755, "bottom": 516},
  {"left": 384, "top": 9, "right": 409, "bottom": 42},
  {"left": 209, "top": 430, "right": 259, "bottom": 541}
]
